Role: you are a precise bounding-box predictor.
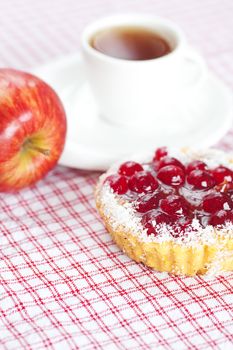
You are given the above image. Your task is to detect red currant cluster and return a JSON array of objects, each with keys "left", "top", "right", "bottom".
[{"left": 106, "top": 147, "right": 233, "bottom": 235}]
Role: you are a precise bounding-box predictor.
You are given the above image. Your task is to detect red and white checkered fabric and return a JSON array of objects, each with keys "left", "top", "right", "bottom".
[{"left": 0, "top": 0, "right": 233, "bottom": 349}]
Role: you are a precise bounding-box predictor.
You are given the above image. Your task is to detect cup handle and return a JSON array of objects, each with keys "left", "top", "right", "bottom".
[
  {"left": 181, "top": 46, "right": 207, "bottom": 89},
  {"left": 174, "top": 47, "right": 207, "bottom": 126}
]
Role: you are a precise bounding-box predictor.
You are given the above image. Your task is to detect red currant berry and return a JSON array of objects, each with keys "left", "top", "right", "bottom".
[
  {"left": 186, "top": 160, "right": 207, "bottom": 174},
  {"left": 157, "top": 156, "right": 185, "bottom": 172},
  {"left": 215, "top": 182, "right": 233, "bottom": 193},
  {"left": 227, "top": 210, "right": 233, "bottom": 222},
  {"left": 157, "top": 165, "right": 185, "bottom": 187},
  {"left": 143, "top": 221, "right": 155, "bottom": 235},
  {"left": 128, "top": 171, "right": 159, "bottom": 193},
  {"left": 118, "top": 161, "right": 143, "bottom": 177},
  {"left": 187, "top": 170, "right": 215, "bottom": 190},
  {"left": 107, "top": 175, "right": 128, "bottom": 195},
  {"left": 209, "top": 210, "right": 230, "bottom": 226},
  {"left": 212, "top": 166, "right": 233, "bottom": 185},
  {"left": 225, "top": 184, "right": 233, "bottom": 203},
  {"left": 153, "top": 147, "right": 168, "bottom": 162},
  {"left": 160, "top": 195, "right": 189, "bottom": 216},
  {"left": 202, "top": 192, "right": 232, "bottom": 213},
  {"left": 135, "top": 193, "right": 163, "bottom": 213},
  {"left": 142, "top": 210, "right": 170, "bottom": 235}
]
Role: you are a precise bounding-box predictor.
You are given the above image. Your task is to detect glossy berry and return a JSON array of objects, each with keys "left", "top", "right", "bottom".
[
  {"left": 209, "top": 210, "right": 231, "bottom": 226},
  {"left": 142, "top": 210, "right": 171, "bottom": 235},
  {"left": 160, "top": 195, "right": 189, "bottom": 216},
  {"left": 202, "top": 192, "right": 231, "bottom": 213},
  {"left": 118, "top": 161, "right": 143, "bottom": 177},
  {"left": 153, "top": 147, "right": 168, "bottom": 162},
  {"left": 128, "top": 171, "right": 159, "bottom": 193},
  {"left": 157, "top": 156, "right": 185, "bottom": 172},
  {"left": 135, "top": 193, "right": 162, "bottom": 213},
  {"left": 216, "top": 182, "right": 233, "bottom": 194},
  {"left": 107, "top": 174, "right": 128, "bottom": 194},
  {"left": 157, "top": 165, "right": 185, "bottom": 187},
  {"left": 186, "top": 160, "right": 207, "bottom": 174},
  {"left": 212, "top": 166, "right": 233, "bottom": 185},
  {"left": 187, "top": 170, "right": 215, "bottom": 190}
]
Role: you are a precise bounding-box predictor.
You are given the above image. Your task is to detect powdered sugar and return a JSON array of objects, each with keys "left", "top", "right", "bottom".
[{"left": 99, "top": 183, "right": 144, "bottom": 236}]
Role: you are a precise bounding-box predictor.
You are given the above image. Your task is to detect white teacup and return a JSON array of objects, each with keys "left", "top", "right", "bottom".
[{"left": 81, "top": 14, "right": 207, "bottom": 129}]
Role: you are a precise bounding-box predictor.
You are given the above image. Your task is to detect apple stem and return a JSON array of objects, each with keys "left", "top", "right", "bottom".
[
  {"left": 23, "top": 139, "right": 50, "bottom": 156},
  {"left": 30, "top": 145, "right": 51, "bottom": 156}
]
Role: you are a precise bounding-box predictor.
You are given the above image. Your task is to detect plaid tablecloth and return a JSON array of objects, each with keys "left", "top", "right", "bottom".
[{"left": 0, "top": 0, "right": 233, "bottom": 349}]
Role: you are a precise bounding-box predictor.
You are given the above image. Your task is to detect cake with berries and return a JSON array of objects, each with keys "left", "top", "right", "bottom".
[{"left": 95, "top": 147, "right": 233, "bottom": 276}]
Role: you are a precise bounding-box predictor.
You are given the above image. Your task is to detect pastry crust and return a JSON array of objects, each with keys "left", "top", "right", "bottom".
[{"left": 95, "top": 149, "right": 233, "bottom": 276}]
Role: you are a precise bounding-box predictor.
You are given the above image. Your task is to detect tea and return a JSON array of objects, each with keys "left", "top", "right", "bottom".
[{"left": 90, "top": 26, "right": 171, "bottom": 60}]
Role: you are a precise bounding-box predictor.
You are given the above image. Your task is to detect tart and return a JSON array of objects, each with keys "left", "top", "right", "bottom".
[{"left": 95, "top": 147, "right": 233, "bottom": 276}]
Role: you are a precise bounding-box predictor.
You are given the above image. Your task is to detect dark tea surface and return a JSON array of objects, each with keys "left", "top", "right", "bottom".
[{"left": 90, "top": 26, "right": 171, "bottom": 60}]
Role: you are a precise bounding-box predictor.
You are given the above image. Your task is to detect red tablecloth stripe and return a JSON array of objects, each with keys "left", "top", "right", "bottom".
[{"left": 0, "top": 0, "right": 233, "bottom": 349}]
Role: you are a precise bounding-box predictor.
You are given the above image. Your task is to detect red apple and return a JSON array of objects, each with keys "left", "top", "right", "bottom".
[{"left": 0, "top": 68, "right": 67, "bottom": 191}]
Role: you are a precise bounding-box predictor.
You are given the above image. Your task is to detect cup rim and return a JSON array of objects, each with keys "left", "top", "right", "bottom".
[{"left": 81, "top": 13, "right": 186, "bottom": 64}]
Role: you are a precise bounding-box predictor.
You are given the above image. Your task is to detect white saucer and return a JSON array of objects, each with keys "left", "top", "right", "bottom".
[{"left": 33, "top": 53, "right": 233, "bottom": 171}]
